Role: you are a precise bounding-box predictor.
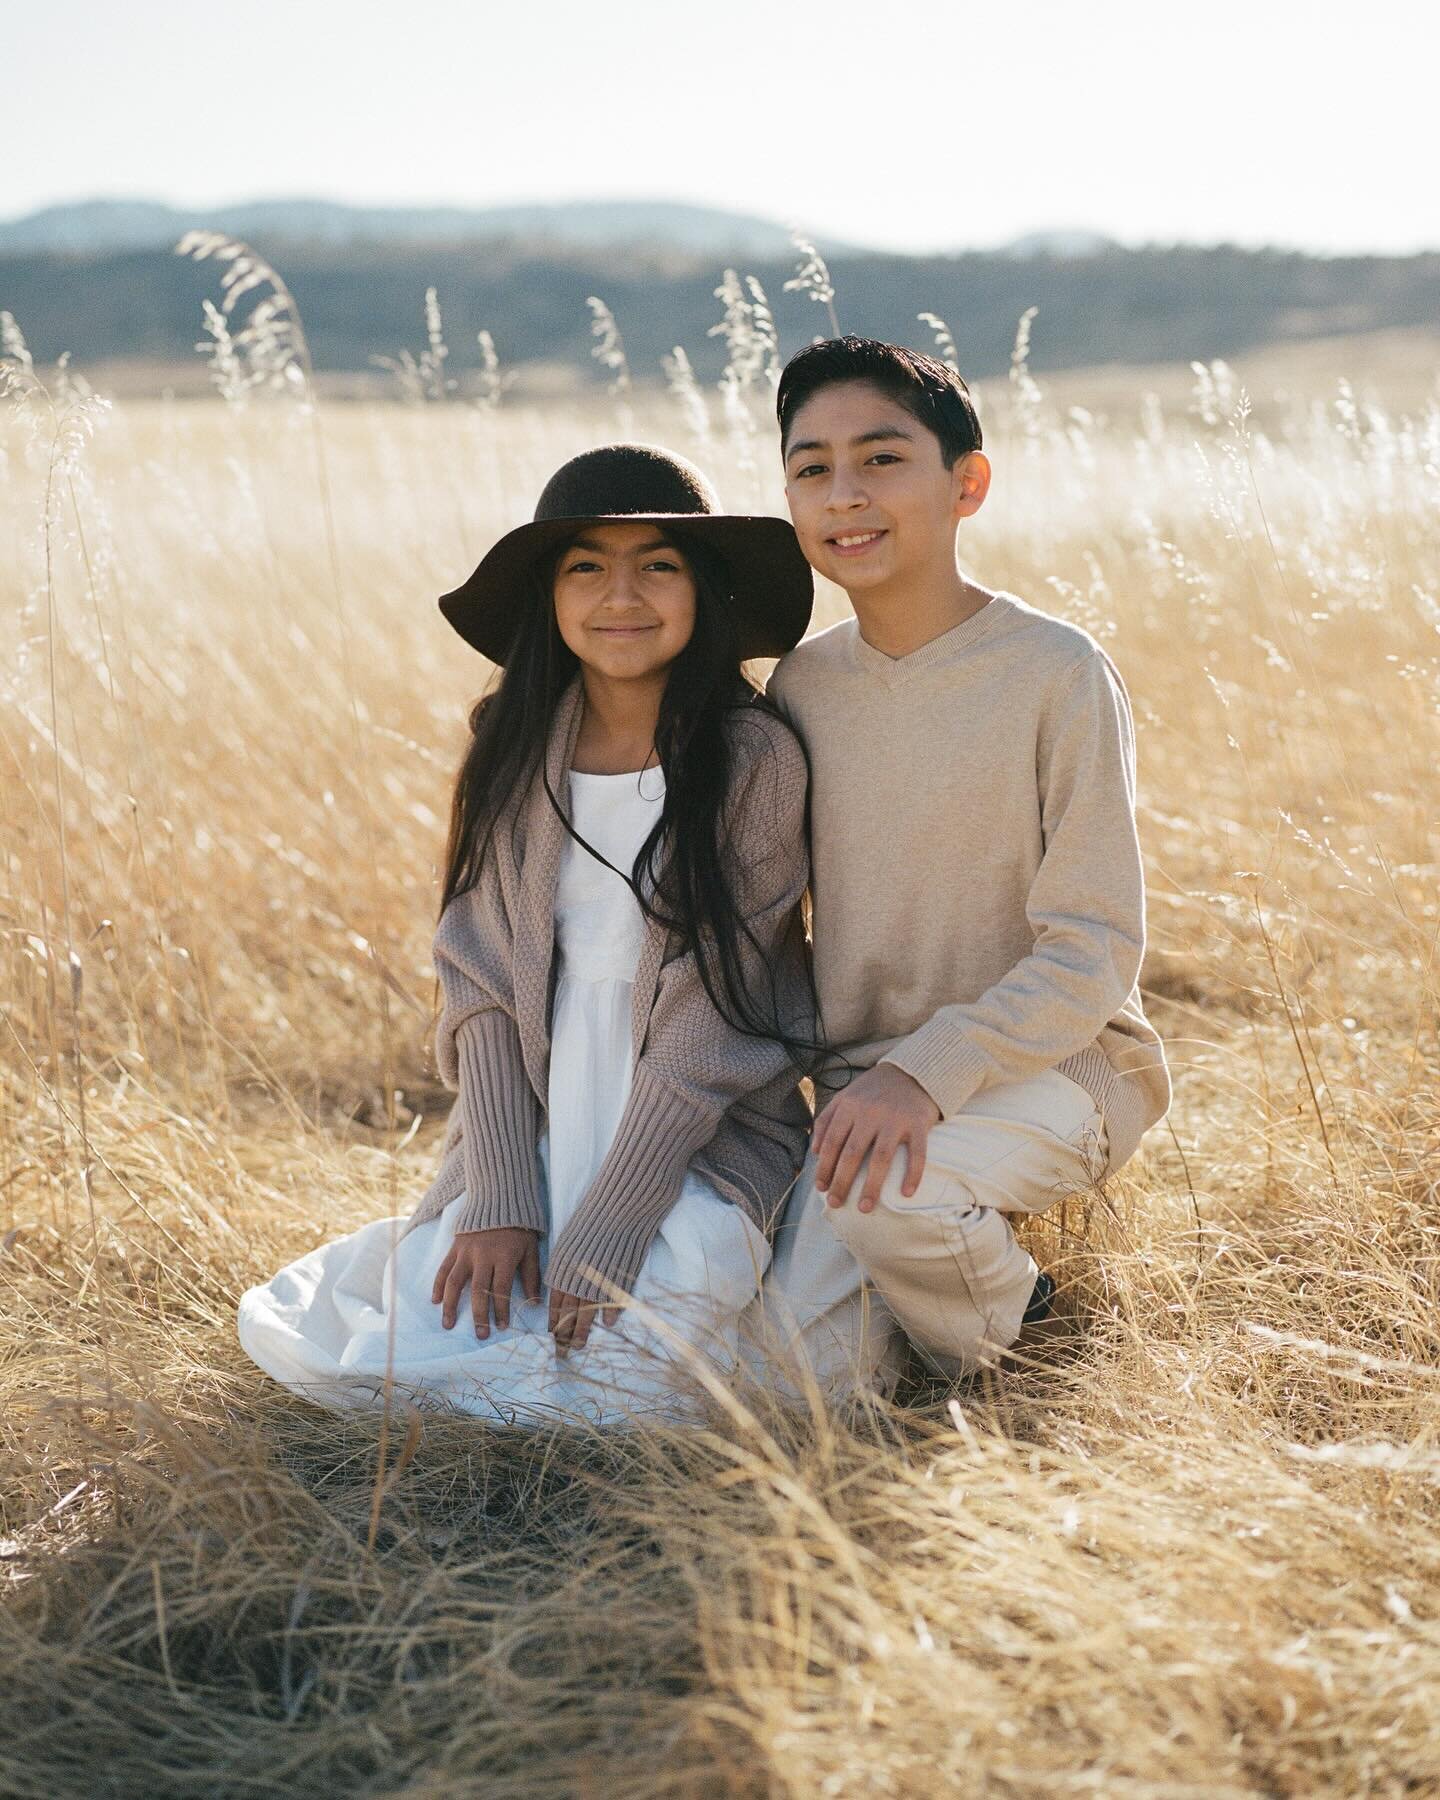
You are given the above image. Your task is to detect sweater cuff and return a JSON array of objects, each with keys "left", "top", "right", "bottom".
[
  {"left": 453, "top": 1010, "right": 546, "bottom": 1237},
  {"left": 544, "top": 1064, "right": 717, "bottom": 1303},
  {"left": 879, "top": 1019, "right": 994, "bottom": 1121}
]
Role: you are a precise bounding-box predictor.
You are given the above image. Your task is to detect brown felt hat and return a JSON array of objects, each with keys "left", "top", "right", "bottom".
[{"left": 439, "top": 443, "right": 813, "bottom": 664}]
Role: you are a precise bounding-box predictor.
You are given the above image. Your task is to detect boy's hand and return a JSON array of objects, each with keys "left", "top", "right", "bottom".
[
  {"left": 432, "top": 1227, "right": 542, "bottom": 1338},
  {"left": 547, "top": 1287, "right": 622, "bottom": 1356},
  {"left": 813, "top": 1065, "right": 942, "bottom": 1212}
]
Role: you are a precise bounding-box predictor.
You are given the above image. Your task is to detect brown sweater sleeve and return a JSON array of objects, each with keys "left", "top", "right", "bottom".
[
  {"left": 544, "top": 710, "right": 811, "bottom": 1304},
  {"left": 451, "top": 1010, "right": 545, "bottom": 1236},
  {"left": 431, "top": 864, "right": 545, "bottom": 1238}
]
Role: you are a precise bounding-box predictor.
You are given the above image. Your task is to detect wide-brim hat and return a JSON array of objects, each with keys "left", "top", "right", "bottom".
[{"left": 439, "top": 443, "right": 813, "bottom": 663}]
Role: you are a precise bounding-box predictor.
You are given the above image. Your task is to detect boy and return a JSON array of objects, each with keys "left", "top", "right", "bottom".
[{"left": 750, "top": 337, "right": 1170, "bottom": 1391}]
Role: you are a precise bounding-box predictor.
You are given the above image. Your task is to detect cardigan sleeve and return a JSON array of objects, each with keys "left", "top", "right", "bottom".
[
  {"left": 432, "top": 870, "right": 545, "bottom": 1236},
  {"left": 450, "top": 1010, "right": 545, "bottom": 1235},
  {"left": 544, "top": 709, "right": 812, "bottom": 1303}
]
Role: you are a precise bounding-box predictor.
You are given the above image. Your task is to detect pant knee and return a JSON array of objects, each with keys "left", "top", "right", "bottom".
[
  {"left": 822, "top": 1182, "right": 1035, "bottom": 1370},
  {"left": 822, "top": 1160, "right": 981, "bottom": 1259},
  {"left": 822, "top": 1188, "right": 922, "bottom": 1262}
]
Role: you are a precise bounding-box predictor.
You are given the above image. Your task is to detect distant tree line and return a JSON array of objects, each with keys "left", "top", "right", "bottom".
[{"left": 4, "top": 237, "right": 1435, "bottom": 387}]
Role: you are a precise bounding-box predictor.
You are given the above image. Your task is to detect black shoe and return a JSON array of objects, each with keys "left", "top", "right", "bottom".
[{"left": 1021, "top": 1270, "right": 1056, "bottom": 1326}]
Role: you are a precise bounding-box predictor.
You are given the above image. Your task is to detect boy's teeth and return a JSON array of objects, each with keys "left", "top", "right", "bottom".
[{"left": 835, "top": 532, "right": 878, "bottom": 546}]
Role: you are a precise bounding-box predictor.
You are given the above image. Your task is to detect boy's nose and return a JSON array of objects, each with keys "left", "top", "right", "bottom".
[{"left": 826, "top": 474, "right": 868, "bottom": 509}]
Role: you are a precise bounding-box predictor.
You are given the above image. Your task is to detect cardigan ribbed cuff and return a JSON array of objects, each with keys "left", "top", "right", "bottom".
[
  {"left": 543, "top": 1063, "right": 718, "bottom": 1304},
  {"left": 452, "top": 1010, "right": 546, "bottom": 1237},
  {"left": 879, "top": 1021, "right": 994, "bottom": 1122}
]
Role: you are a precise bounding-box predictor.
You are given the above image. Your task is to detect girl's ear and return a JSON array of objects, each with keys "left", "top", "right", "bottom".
[{"left": 951, "top": 450, "right": 992, "bottom": 522}]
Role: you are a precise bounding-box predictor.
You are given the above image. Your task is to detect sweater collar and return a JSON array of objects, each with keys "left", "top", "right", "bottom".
[{"left": 847, "top": 589, "right": 1016, "bottom": 688}]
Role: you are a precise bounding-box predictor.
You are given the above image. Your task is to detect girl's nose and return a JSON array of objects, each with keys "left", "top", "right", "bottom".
[{"left": 604, "top": 565, "right": 644, "bottom": 604}]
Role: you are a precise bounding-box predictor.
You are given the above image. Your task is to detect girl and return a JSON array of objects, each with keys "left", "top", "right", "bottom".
[{"left": 238, "top": 443, "right": 817, "bottom": 1427}]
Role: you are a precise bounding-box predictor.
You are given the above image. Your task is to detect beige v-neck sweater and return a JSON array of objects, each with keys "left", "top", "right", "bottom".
[{"left": 766, "top": 590, "right": 1170, "bottom": 1174}]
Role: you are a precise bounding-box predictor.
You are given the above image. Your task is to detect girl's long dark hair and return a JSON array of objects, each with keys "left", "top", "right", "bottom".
[{"left": 439, "top": 530, "right": 825, "bottom": 1075}]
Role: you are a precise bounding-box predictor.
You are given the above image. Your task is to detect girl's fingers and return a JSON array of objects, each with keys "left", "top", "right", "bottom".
[
  {"left": 437, "top": 1243, "right": 601, "bottom": 1343},
  {"left": 548, "top": 1290, "right": 598, "bottom": 1354},
  {"left": 442, "top": 1262, "right": 470, "bottom": 1330},
  {"left": 471, "top": 1262, "right": 493, "bottom": 1339},
  {"left": 550, "top": 1288, "right": 578, "bottom": 1343},
  {"left": 811, "top": 1101, "right": 834, "bottom": 1160},
  {"left": 431, "top": 1247, "right": 454, "bottom": 1307}
]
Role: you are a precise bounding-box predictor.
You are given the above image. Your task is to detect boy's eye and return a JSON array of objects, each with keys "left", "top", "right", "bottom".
[
  {"left": 867, "top": 452, "right": 901, "bottom": 466},
  {"left": 792, "top": 463, "right": 826, "bottom": 479}
]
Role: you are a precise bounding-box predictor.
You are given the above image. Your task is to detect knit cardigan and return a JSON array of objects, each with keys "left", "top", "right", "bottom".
[{"left": 399, "top": 677, "right": 814, "bottom": 1304}]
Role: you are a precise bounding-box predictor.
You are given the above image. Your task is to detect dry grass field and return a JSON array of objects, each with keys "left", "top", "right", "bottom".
[{"left": 3, "top": 297, "right": 1439, "bottom": 1796}]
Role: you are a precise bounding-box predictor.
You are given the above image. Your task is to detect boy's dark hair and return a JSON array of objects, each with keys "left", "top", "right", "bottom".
[{"left": 776, "top": 336, "right": 983, "bottom": 469}]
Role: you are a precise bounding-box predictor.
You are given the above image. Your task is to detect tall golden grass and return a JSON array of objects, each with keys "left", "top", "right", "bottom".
[{"left": 3, "top": 282, "right": 1439, "bottom": 1794}]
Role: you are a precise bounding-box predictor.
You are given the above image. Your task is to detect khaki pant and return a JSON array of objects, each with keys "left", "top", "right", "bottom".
[{"left": 739, "top": 1068, "right": 1108, "bottom": 1395}]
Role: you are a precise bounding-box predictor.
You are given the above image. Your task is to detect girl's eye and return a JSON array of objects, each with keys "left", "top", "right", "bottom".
[
  {"left": 644, "top": 558, "right": 681, "bottom": 573},
  {"left": 564, "top": 559, "right": 602, "bottom": 574}
]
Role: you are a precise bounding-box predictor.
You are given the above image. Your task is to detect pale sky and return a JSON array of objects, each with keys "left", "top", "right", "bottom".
[{"left": 4, "top": 0, "right": 1433, "bottom": 254}]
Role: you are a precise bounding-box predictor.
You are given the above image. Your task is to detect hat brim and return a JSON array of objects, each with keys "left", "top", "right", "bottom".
[{"left": 438, "top": 512, "right": 814, "bottom": 664}]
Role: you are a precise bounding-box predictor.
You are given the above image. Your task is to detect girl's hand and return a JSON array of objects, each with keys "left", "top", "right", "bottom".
[
  {"left": 547, "top": 1287, "right": 621, "bottom": 1356},
  {"left": 432, "top": 1227, "right": 542, "bottom": 1338}
]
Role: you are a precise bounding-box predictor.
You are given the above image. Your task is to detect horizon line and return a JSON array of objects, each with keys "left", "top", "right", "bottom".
[{"left": 2, "top": 193, "right": 1436, "bottom": 263}]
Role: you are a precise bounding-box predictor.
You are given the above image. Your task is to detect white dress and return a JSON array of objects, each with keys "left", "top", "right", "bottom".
[{"left": 237, "top": 766, "right": 773, "bottom": 1428}]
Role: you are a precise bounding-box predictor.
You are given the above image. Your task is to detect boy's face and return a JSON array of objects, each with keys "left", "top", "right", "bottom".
[{"left": 781, "top": 379, "right": 988, "bottom": 595}]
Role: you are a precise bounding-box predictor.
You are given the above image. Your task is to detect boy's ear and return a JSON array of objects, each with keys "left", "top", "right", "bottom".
[{"left": 951, "top": 451, "right": 992, "bottom": 522}]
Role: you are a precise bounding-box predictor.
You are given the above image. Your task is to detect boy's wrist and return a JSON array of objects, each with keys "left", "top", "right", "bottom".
[{"left": 878, "top": 1027, "right": 991, "bottom": 1122}]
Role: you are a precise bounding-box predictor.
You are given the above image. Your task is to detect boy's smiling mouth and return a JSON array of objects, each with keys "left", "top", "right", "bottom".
[{"left": 827, "top": 529, "right": 886, "bottom": 554}]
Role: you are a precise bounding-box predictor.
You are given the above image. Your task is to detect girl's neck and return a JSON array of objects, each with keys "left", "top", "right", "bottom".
[{"left": 571, "top": 667, "right": 664, "bottom": 775}]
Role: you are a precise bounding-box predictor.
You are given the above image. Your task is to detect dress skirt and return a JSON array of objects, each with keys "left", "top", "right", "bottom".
[{"left": 237, "top": 765, "right": 774, "bottom": 1428}]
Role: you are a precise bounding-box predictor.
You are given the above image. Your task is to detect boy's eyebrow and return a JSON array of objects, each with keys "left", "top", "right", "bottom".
[{"left": 785, "top": 424, "right": 917, "bottom": 460}]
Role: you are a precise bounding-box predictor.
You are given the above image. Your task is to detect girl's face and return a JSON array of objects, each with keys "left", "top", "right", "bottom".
[{"left": 552, "top": 521, "right": 697, "bottom": 683}]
